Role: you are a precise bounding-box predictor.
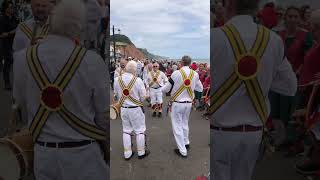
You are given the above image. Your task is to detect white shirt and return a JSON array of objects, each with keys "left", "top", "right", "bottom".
[
  {"left": 13, "top": 35, "right": 108, "bottom": 142},
  {"left": 12, "top": 18, "right": 34, "bottom": 53},
  {"left": 114, "top": 67, "right": 124, "bottom": 80},
  {"left": 114, "top": 73, "right": 146, "bottom": 107},
  {"left": 147, "top": 70, "right": 168, "bottom": 89},
  {"left": 162, "top": 66, "right": 203, "bottom": 102},
  {"left": 212, "top": 15, "right": 297, "bottom": 127},
  {"left": 13, "top": 18, "right": 49, "bottom": 53}
]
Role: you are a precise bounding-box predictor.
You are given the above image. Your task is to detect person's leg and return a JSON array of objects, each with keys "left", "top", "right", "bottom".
[
  {"left": 34, "top": 144, "right": 58, "bottom": 180},
  {"left": 59, "top": 143, "right": 108, "bottom": 180},
  {"left": 212, "top": 130, "right": 237, "bottom": 180},
  {"left": 230, "top": 131, "right": 263, "bottom": 180},
  {"left": 182, "top": 103, "right": 192, "bottom": 146},
  {"left": 121, "top": 108, "right": 134, "bottom": 158},
  {"left": 150, "top": 89, "right": 157, "bottom": 116},
  {"left": 157, "top": 90, "right": 163, "bottom": 117},
  {"left": 171, "top": 103, "right": 187, "bottom": 156},
  {"left": 132, "top": 108, "right": 147, "bottom": 156}
]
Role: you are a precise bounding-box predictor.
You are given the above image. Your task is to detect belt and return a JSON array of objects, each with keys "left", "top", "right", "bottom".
[
  {"left": 121, "top": 106, "right": 140, "bottom": 108},
  {"left": 36, "top": 140, "right": 95, "bottom": 148},
  {"left": 173, "top": 101, "right": 192, "bottom": 103},
  {"left": 151, "top": 86, "right": 161, "bottom": 89},
  {"left": 210, "top": 125, "right": 263, "bottom": 132}
]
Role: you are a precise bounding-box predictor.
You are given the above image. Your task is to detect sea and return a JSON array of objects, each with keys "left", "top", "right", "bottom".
[{"left": 170, "top": 59, "right": 210, "bottom": 64}]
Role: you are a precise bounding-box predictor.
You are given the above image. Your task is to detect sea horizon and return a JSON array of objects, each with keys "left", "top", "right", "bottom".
[{"left": 169, "top": 58, "right": 210, "bottom": 63}]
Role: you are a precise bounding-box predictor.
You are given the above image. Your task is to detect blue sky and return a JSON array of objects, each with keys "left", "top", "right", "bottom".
[{"left": 111, "top": 0, "right": 210, "bottom": 59}]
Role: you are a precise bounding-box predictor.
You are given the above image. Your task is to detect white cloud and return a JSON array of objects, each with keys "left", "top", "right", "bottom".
[{"left": 111, "top": 0, "right": 210, "bottom": 58}]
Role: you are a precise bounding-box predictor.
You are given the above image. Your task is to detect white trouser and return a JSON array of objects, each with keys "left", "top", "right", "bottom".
[
  {"left": 211, "top": 129, "right": 263, "bottom": 180},
  {"left": 34, "top": 143, "right": 108, "bottom": 180},
  {"left": 170, "top": 102, "right": 192, "bottom": 156},
  {"left": 121, "top": 107, "right": 146, "bottom": 157},
  {"left": 150, "top": 87, "right": 163, "bottom": 105}
]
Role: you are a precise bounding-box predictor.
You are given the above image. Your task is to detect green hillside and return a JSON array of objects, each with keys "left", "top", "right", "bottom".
[{"left": 110, "top": 34, "right": 134, "bottom": 45}]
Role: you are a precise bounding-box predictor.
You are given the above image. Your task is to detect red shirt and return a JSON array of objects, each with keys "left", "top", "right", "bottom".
[
  {"left": 257, "top": 6, "right": 278, "bottom": 29},
  {"left": 299, "top": 44, "right": 320, "bottom": 86},
  {"left": 190, "top": 63, "right": 198, "bottom": 71}
]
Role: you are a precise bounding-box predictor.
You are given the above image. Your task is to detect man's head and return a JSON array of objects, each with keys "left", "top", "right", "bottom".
[
  {"left": 310, "top": 9, "right": 320, "bottom": 42},
  {"left": 31, "top": 0, "right": 51, "bottom": 23},
  {"left": 284, "top": 6, "right": 301, "bottom": 30},
  {"left": 50, "top": 0, "right": 85, "bottom": 39},
  {"left": 181, "top": 56, "right": 192, "bottom": 67},
  {"left": 125, "top": 61, "right": 137, "bottom": 75},
  {"left": 153, "top": 62, "right": 159, "bottom": 72},
  {"left": 120, "top": 59, "right": 128, "bottom": 69},
  {"left": 215, "top": 2, "right": 225, "bottom": 18},
  {"left": 276, "top": 6, "right": 285, "bottom": 21},
  {"left": 199, "top": 63, "right": 205, "bottom": 71},
  {"left": 2, "top": 1, "right": 14, "bottom": 16},
  {"left": 224, "top": 0, "right": 259, "bottom": 19}
]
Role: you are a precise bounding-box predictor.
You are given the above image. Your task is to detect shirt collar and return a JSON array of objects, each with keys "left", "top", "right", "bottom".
[
  {"left": 45, "top": 35, "right": 74, "bottom": 45},
  {"left": 226, "top": 15, "right": 255, "bottom": 26}
]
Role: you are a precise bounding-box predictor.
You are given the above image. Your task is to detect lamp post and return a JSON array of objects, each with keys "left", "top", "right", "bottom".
[{"left": 112, "top": 26, "right": 121, "bottom": 63}]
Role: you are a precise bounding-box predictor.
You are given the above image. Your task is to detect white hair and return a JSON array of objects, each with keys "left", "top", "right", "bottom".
[
  {"left": 50, "top": 0, "right": 86, "bottom": 39},
  {"left": 311, "top": 9, "right": 320, "bottom": 27},
  {"left": 125, "top": 61, "right": 137, "bottom": 74}
]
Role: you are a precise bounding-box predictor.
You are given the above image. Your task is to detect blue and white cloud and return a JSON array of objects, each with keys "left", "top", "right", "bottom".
[{"left": 111, "top": 0, "right": 210, "bottom": 59}]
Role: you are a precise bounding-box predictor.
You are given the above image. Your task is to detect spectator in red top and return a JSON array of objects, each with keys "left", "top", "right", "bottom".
[
  {"left": 213, "top": 2, "right": 225, "bottom": 28},
  {"left": 190, "top": 61, "right": 198, "bottom": 71},
  {"left": 257, "top": 2, "right": 278, "bottom": 29},
  {"left": 300, "top": 5, "right": 312, "bottom": 31},
  {"left": 197, "top": 64, "right": 207, "bottom": 83}
]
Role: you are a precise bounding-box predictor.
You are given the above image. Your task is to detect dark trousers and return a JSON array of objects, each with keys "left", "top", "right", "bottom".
[{"left": 3, "top": 52, "right": 13, "bottom": 87}]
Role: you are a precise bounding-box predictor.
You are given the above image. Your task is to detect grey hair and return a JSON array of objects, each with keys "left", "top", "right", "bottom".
[
  {"left": 125, "top": 61, "right": 137, "bottom": 74},
  {"left": 235, "top": 0, "right": 258, "bottom": 15},
  {"left": 181, "top": 55, "right": 192, "bottom": 66},
  {"left": 311, "top": 9, "right": 320, "bottom": 27},
  {"left": 49, "top": 0, "right": 86, "bottom": 39}
]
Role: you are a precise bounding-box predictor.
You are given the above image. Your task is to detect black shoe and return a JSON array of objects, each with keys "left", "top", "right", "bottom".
[
  {"left": 152, "top": 112, "right": 156, "bottom": 117},
  {"left": 185, "top": 144, "right": 190, "bottom": 150},
  {"left": 124, "top": 151, "right": 135, "bottom": 161},
  {"left": 295, "top": 161, "right": 320, "bottom": 175},
  {"left": 138, "top": 150, "right": 150, "bottom": 159},
  {"left": 174, "top": 149, "right": 187, "bottom": 158},
  {"left": 158, "top": 112, "right": 162, "bottom": 117}
]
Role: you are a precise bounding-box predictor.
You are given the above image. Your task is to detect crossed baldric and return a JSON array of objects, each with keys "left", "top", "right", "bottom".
[
  {"left": 171, "top": 69, "right": 195, "bottom": 102},
  {"left": 208, "top": 24, "right": 270, "bottom": 125},
  {"left": 149, "top": 70, "right": 160, "bottom": 87},
  {"left": 27, "top": 44, "right": 106, "bottom": 141},
  {"left": 19, "top": 22, "right": 50, "bottom": 42}
]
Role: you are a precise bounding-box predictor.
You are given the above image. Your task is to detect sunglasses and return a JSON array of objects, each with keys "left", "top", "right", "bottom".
[{"left": 153, "top": 66, "right": 159, "bottom": 67}]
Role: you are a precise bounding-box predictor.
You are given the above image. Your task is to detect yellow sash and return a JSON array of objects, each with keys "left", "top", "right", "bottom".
[
  {"left": 118, "top": 76, "right": 144, "bottom": 107},
  {"left": 27, "top": 45, "right": 106, "bottom": 141},
  {"left": 208, "top": 24, "right": 270, "bottom": 124},
  {"left": 171, "top": 69, "right": 195, "bottom": 101},
  {"left": 149, "top": 70, "right": 160, "bottom": 87},
  {"left": 19, "top": 22, "right": 50, "bottom": 42}
]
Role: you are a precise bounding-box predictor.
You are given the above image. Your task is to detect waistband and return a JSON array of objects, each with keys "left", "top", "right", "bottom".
[
  {"left": 210, "top": 125, "right": 263, "bottom": 132},
  {"left": 151, "top": 87, "right": 161, "bottom": 89},
  {"left": 173, "top": 101, "right": 192, "bottom": 103},
  {"left": 121, "top": 106, "right": 141, "bottom": 109},
  {"left": 36, "top": 140, "right": 95, "bottom": 148}
]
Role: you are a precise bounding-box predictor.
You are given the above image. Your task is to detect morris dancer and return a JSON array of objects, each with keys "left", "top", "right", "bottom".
[
  {"left": 147, "top": 62, "right": 168, "bottom": 117},
  {"left": 13, "top": 0, "right": 52, "bottom": 52},
  {"left": 210, "top": 0, "right": 297, "bottom": 179},
  {"left": 13, "top": 0, "right": 108, "bottom": 179},
  {"left": 114, "top": 61, "right": 150, "bottom": 160},
  {"left": 162, "top": 56, "right": 203, "bottom": 157}
]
